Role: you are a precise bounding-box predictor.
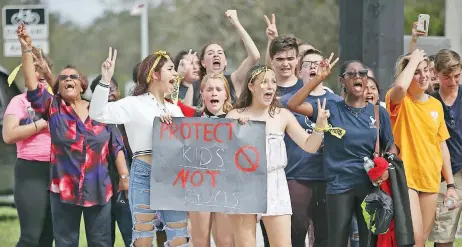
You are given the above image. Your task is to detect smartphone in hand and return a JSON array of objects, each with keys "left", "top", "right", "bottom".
[{"left": 416, "top": 14, "right": 430, "bottom": 34}]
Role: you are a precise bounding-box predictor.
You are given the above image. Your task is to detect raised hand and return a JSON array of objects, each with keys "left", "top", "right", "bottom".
[
  {"left": 31, "top": 47, "right": 51, "bottom": 77},
  {"left": 315, "top": 98, "right": 330, "bottom": 130},
  {"left": 101, "top": 47, "right": 117, "bottom": 83},
  {"left": 264, "top": 14, "right": 278, "bottom": 41},
  {"left": 409, "top": 49, "right": 426, "bottom": 64},
  {"left": 225, "top": 10, "right": 239, "bottom": 26},
  {"left": 412, "top": 21, "right": 427, "bottom": 38},
  {"left": 177, "top": 49, "right": 195, "bottom": 77},
  {"left": 317, "top": 52, "right": 340, "bottom": 81},
  {"left": 16, "top": 23, "right": 32, "bottom": 49}
]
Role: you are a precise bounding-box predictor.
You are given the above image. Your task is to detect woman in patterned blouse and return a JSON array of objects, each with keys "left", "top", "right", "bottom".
[{"left": 18, "top": 24, "right": 129, "bottom": 247}]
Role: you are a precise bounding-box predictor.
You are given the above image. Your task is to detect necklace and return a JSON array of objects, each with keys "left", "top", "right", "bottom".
[
  {"left": 344, "top": 103, "right": 366, "bottom": 116},
  {"left": 149, "top": 92, "right": 169, "bottom": 115}
]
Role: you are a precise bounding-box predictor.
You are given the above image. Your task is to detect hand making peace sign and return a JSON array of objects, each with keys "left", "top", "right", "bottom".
[
  {"left": 101, "top": 47, "right": 118, "bottom": 83},
  {"left": 317, "top": 52, "right": 340, "bottom": 81},
  {"left": 177, "top": 49, "right": 195, "bottom": 77},
  {"left": 264, "top": 14, "right": 278, "bottom": 41},
  {"left": 315, "top": 98, "right": 330, "bottom": 130}
]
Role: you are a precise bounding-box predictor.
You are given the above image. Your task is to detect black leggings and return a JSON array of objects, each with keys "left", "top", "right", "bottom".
[
  {"left": 14, "top": 158, "right": 53, "bottom": 247},
  {"left": 260, "top": 180, "right": 328, "bottom": 247},
  {"left": 326, "top": 186, "right": 377, "bottom": 247}
]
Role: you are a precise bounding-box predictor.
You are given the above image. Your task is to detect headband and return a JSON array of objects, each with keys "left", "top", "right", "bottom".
[{"left": 147, "top": 50, "right": 170, "bottom": 84}]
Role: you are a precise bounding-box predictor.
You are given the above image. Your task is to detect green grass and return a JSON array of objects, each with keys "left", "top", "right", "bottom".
[
  {"left": 2, "top": 205, "right": 462, "bottom": 247},
  {"left": 0, "top": 206, "right": 126, "bottom": 247}
]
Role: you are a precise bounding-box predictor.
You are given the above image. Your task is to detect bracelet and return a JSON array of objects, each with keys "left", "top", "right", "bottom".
[
  {"left": 33, "top": 121, "right": 38, "bottom": 133},
  {"left": 313, "top": 125, "right": 328, "bottom": 133},
  {"left": 23, "top": 49, "right": 32, "bottom": 53},
  {"left": 98, "top": 81, "right": 110, "bottom": 88},
  {"left": 313, "top": 129, "right": 324, "bottom": 135}
]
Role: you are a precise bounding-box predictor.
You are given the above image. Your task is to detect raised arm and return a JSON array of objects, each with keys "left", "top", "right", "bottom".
[
  {"left": 17, "top": 24, "right": 37, "bottom": 91},
  {"left": 408, "top": 22, "right": 426, "bottom": 54},
  {"left": 287, "top": 53, "right": 339, "bottom": 117},
  {"left": 32, "top": 47, "right": 55, "bottom": 89},
  {"left": 226, "top": 10, "right": 261, "bottom": 97},
  {"left": 89, "top": 47, "right": 133, "bottom": 124},
  {"left": 285, "top": 99, "right": 329, "bottom": 153},
  {"left": 264, "top": 14, "right": 278, "bottom": 69},
  {"left": 388, "top": 49, "right": 425, "bottom": 105}
]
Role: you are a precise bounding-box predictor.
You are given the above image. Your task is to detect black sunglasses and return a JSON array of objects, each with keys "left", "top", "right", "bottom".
[
  {"left": 58, "top": 74, "right": 80, "bottom": 81},
  {"left": 342, "top": 69, "right": 368, "bottom": 79}
]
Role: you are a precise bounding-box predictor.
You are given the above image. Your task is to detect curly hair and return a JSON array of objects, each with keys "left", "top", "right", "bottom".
[
  {"left": 233, "top": 64, "right": 280, "bottom": 117},
  {"left": 52, "top": 65, "right": 88, "bottom": 95}
]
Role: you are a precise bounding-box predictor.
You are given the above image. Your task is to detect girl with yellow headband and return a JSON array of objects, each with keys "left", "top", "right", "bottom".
[
  {"left": 226, "top": 64, "right": 330, "bottom": 247},
  {"left": 90, "top": 48, "right": 192, "bottom": 247}
]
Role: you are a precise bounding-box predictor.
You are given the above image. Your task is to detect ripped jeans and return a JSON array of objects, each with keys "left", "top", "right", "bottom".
[{"left": 129, "top": 158, "right": 189, "bottom": 247}]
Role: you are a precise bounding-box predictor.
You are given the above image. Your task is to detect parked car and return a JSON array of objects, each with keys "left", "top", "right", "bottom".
[{"left": 0, "top": 66, "right": 21, "bottom": 206}]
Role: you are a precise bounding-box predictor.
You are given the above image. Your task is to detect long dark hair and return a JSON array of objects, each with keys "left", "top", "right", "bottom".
[
  {"left": 234, "top": 64, "right": 280, "bottom": 117},
  {"left": 199, "top": 42, "right": 226, "bottom": 80},
  {"left": 133, "top": 52, "right": 171, "bottom": 96}
]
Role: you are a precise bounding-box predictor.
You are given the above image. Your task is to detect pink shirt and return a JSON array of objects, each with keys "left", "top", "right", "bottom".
[{"left": 4, "top": 93, "right": 51, "bottom": 161}]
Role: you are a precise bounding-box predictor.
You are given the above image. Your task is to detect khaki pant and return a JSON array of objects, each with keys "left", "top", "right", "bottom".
[{"left": 428, "top": 171, "right": 462, "bottom": 243}]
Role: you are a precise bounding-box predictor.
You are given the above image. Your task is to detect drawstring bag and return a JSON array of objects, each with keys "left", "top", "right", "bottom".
[{"left": 362, "top": 187, "right": 394, "bottom": 234}]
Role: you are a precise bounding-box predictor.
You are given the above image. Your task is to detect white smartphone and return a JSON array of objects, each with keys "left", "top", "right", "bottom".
[{"left": 417, "top": 14, "right": 430, "bottom": 34}]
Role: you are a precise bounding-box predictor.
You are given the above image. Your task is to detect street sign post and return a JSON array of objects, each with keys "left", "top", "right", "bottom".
[{"left": 2, "top": 5, "right": 49, "bottom": 57}]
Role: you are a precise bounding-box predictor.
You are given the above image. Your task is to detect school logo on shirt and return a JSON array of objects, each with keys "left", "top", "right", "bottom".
[
  {"left": 430, "top": 111, "right": 439, "bottom": 122},
  {"left": 369, "top": 116, "right": 377, "bottom": 129}
]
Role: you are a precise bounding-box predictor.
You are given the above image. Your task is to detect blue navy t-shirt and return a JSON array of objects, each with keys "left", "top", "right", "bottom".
[
  {"left": 432, "top": 85, "right": 462, "bottom": 174},
  {"left": 280, "top": 90, "right": 343, "bottom": 181},
  {"left": 312, "top": 101, "right": 394, "bottom": 194},
  {"left": 277, "top": 79, "right": 303, "bottom": 98}
]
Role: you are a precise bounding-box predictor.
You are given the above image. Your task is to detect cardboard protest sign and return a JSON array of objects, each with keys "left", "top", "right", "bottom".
[{"left": 150, "top": 117, "right": 267, "bottom": 214}]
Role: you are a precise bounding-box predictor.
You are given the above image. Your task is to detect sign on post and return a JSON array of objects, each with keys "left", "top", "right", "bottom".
[
  {"left": 2, "top": 5, "right": 49, "bottom": 57},
  {"left": 150, "top": 117, "right": 268, "bottom": 214}
]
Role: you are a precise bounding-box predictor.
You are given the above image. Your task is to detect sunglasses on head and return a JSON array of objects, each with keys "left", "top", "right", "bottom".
[
  {"left": 343, "top": 69, "right": 368, "bottom": 79},
  {"left": 58, "top": 74, "right": 80, "bottom": 81}
]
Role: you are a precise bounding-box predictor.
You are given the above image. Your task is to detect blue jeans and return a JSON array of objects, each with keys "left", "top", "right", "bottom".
[
  {"left": 111, "top": 194, "right": 133, "bottom": 247},
  {"left": 129, "top": 158, "right": 189, "bottom": 247},
  {"left": 350, "top": 216, "right": 359, "bottom": 247}
]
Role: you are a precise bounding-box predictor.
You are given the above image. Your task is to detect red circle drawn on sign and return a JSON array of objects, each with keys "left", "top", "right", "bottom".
[{"left": 234, "top": 145, "right": 260, "bottom": 173}]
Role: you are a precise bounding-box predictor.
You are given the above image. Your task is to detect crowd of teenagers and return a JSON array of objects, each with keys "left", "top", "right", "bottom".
[{"left": 3, "top": 10, "right": 462, "bottom": 247}]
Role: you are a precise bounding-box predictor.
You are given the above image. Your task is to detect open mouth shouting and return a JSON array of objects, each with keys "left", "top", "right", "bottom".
[
  {"left": 210, "top": 99, "right": 220, "bottom": 107},
  {"left": 309, "top": 70, "right": 317, "bottom": 79},
  {"left": 64, "top": 82, "right": 75, "bottom": 92},
  {"left": 169, "top": 78, "right": 176, "bottom": 85},
  {"left": 365, "top": 95, "right": 375, "bottom": 103},
  {"left": 353, "top": 80, "right": 363, "bottom": 92},
  {"left": 213, "top": 58, "right": 221, "bottom": 70},
  {"left": 263, "top": 91, "right": 274, "bottom": 102}
]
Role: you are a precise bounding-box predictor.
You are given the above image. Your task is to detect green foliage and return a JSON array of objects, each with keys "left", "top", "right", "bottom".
[{"left": 404, "top": 0, "right": 445, "bottom": 36}]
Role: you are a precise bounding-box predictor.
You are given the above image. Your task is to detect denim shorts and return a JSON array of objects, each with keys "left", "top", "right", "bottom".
[{"left": 129, "top": 158, "right": 189, "bottom": 247}]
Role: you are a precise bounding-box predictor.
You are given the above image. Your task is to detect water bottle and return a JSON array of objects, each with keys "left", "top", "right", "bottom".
[
  {"left": 445, "top": 197, "right": 456, "bottom": 210},
  {"left": 363, "top": 157, "right": 378, "bottom": 186}
]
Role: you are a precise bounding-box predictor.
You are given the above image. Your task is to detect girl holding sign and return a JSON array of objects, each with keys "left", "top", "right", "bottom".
[
  {"left": 188, "top": 73, "right": 235, "bottom": 247},
  {"left": 90, "top": 49, "right": 193, "bottom": 247},
  {"left": 226, "top": 64, "right": 331, "bottom": 247}
]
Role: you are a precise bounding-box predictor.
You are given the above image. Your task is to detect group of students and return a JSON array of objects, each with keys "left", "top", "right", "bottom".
[{"left": 3, "top": 10, "right": 462, "bottom": 247}]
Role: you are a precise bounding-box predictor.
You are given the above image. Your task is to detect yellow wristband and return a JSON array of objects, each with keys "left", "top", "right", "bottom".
[{"left": 314, "top": 125, "right": 327, "bottom": 133}]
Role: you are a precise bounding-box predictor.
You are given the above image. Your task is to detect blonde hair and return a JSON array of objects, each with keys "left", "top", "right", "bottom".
[
  {"left": 200, "top": 73, "right": 233, "bottom": 113},
  {"left": 434, "top": 49, "right": 461, "bottom": 75},
  {"left": 394, "top": 54, "right": 429, "bottom": 79}
]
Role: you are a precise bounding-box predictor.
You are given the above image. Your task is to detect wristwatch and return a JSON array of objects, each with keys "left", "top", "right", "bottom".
[
  {"left": 120, "top": 174, "right": 129, "bottom": 179},
  {"left": 447, "top": 183, "right": 457, "bottom": 189}
]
